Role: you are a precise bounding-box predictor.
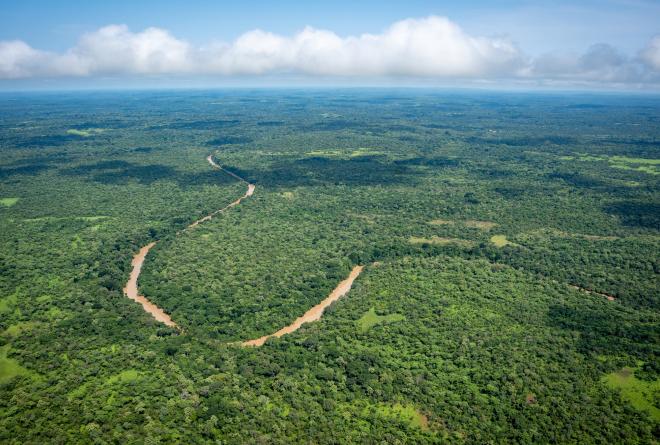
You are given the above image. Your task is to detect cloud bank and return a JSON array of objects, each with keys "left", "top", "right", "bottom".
[{"left": 1, "top": 16, "right": 659, "bottom": 87}]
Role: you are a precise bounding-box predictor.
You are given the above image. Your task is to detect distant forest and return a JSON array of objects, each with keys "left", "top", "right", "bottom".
[{"left": 0, "top": 90, "right": 658, "bottom": 444}]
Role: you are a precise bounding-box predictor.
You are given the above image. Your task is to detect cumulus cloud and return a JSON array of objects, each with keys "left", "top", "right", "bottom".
[
  {"left": 527, "top": 43, "right": 648, "bottom": 84},
  {"left": 205, "top": 17, "right": 525, "bottom": 77},
  {"left": 0, "top": 17, "right": 525, "bottom": 79},
  {"left": 640, "top": 35, "right": 660, "bottom": 71},
  {"left": 0, "top": 16, "right": 658, "bottom": 87}
]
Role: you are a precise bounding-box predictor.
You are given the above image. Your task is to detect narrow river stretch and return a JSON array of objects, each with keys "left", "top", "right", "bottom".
[
  {"left": 123, "top": 242, "right": 177, "bottom": 327},
  {"left": 242, "top": 265, "right": 364, "bottom": 346},
  {"left": 123, "top": 154, "right": 364, "bottom": 344},
  {"left": 123, "top": 155, "right": 254, "bottom": 329}
]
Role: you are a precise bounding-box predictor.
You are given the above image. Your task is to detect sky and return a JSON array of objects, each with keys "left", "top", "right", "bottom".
[{"left": 1, "top": 0, "right": 660, "bottom": 90}]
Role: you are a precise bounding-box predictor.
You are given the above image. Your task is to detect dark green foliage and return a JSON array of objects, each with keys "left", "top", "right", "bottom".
[{"left": 0, "top": 90, "right": 658, "bottom": 444}]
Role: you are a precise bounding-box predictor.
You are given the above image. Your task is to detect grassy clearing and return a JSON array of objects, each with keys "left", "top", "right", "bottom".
[
  {"left": 428, "top": 219, "right": 454, "bottom": 226},
  {"left": 409, "top": 236, "right": 474, "bottom": 248},
  {"left": 560, "top": 153, "right": 659, "bottom": 175},
  {"left": 357, "top": 308, "right": 405, "bottom": 333},
  {"left": 610, "top": 164, "right": 658, "bottom": 175},
  {"left": 0, "top": 345, "right": 32, "bottom": 383},
  {"left": 304, "top": 148, "right": 385, "bottom": 158},
  {"left": 349, "top": 148, "right": 385, "bottom": 157},
  {"left": 106, "top": 369, "right": 142, "bottom": 384},
  {"left": 66, "top": 128, "right": 105, "bottom": 137},
  {"left": 370, "top": 403, "right": 429, "bottom": 430},
  {"left": 305, "top": 149, "right": 342, "bottom": 157},
  {"left": 464, "top": 220, "right": 497, "bottom": 230},
  {"left": 69, "top": 369, "right": 143, "bottom": 401},
  {"left": 0, "top": 197, "right": 19, "bottom": 207},
  {"left": 0, "top": 293, "right": 18, "bottom": 314},
  {"left": 428, "top": 219, "right": 496, "bottom": 230},
  {"left": 23, "top": 215, "right": 110, "bottom": 223},
  {"left": 610, "top": 156, "right": 660, "bottom": 165},
  {"left": 3, "top": 322, "right": 38, "bottom": 338},
  {"left": 521, "top": 228, "right": 619, "bottom": 241},
  {"left": 490, "top": 235, "right": 519, "bottom": 248},
  {"left": 603, "top": 367, "right": 660, "bottom": 421}
]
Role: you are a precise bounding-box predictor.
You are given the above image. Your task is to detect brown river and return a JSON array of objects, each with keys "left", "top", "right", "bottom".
[
  {"left": 123, "top": 154, "right": 364, "bottom": 344},
  {"left": 242, "top": 265, "right": 364, "bottom": 346},
  {"left": 123, "top": 155, "right": 254, "bottom": 329}
]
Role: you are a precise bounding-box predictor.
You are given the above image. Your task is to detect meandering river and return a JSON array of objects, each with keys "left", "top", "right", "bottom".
[
  {"left": 242, "top": 265, "right": 364, "bottom": 346},
  {"left": 124, "top": 154, "right": 364, "bottom": 343},
  {"left": 123, "top": 155, "right": 254, "bottom": 328}
]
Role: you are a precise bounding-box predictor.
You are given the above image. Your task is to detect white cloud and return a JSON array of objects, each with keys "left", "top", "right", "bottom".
[
  {"left": 640, "top": 35, "right": 660, "bottom": 70},
  {"left": 0, "top": 16, "right": 658, "bottom": 87},
  {"left": 70, "top": 25, "right": 193, "bottom": 75},
  {"left": 527, "top": 43, "right": 646, "bottom": 83},
  {"left": 0, "top": 17, "right": 525, "bottom": 80}
]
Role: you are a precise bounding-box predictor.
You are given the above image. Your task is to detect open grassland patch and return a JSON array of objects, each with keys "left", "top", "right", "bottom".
[
  {"left": 342, "top": 400, "right": 429, "bottom": 431},
  {"left": 490, "top": 235, "right": 519, "bottom": 247},
  {"left": 464, "top": 220, "right": 497, "bottom": 230},
  {"left": 560, "top": 153, "right": 660, "bottom": 175},
  {"left": 603, "top": 367, "right": 660, "bottom": 421},
  {"left": 66, "top": 128, "right": 105, "bottom": 137},
  {"left": 428, "top": 219, "right": 454, "bottom": 226},
  {"left": 428, "top": 219, "right": 496, "bottom": 230},
  {"left": 0, "top": 293, "right": 18, "bottom": 314},
  {"left": 304, "top": 148, "right": 384, "bottom": 158},
  {"left": 371, "top": 403, "right": 429, "bottom": 430},
  {"left": 23, "top": 215, "right": 111, "bottom": 223},
  {"left": 0, "top": 345, "right": 33, "bottom": 383},
  {"left": 409, "top": 236, "right": 474, "bottom": 248},
  {"left": 106, "top": 369, "right": 142, "bottom": 384},
  {"left": 2, "top": 322, "right": 39, "bottom": 338},
  {"left": 68, "top": 369, "right": 145, "bottom": 401},
  {"left": 349, "top": 148, "right": 385, "bottom": 157},
  {"left": 357, "top": 307, "right": 405, "bottom": 333},
  {"left": 520, "top": 228, "right": 619, "bottom": 242},
  {"left": 0, "top": 197, "right": 19, "bottom": 207}
]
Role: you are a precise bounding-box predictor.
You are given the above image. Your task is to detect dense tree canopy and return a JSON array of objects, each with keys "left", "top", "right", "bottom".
[{"left": 0, "top": 90, "right": 658, "bottom": 443}]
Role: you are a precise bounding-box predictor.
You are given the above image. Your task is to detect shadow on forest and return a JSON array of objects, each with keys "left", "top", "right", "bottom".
[
  {"left": 60, "top": 160, "right": 237, "bottom": 187},
  {"left": 302, "top": 120, "right": 419, "bottom": 135},
  {"left": 61, "top": 153, "right": 430, "bottom": 188},
  {"left": 604, "top": 201, "right": 660, "bottom": 229},
  {"left": 14, "top": 134, "right": 87, "bottom": 148},
  {"left": 223, "top": 155, "right": 423, "bottom": 187},
  {"left": 547, "top": 304, "right": 656, "bottom": 355},
  {"left": 0, "top": 164, "right": 53, "bottom": 179},
  {"left": 149, "top": 119, "right": 241, "bottom": 131}
]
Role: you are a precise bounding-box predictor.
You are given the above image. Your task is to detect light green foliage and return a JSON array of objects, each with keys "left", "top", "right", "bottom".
[
  {"left": 603, "top": 367, "right": 660, "bottom": 421},
  {"left": 561, "top": 153, "right": 659, "bottom": 174},
  {"left": 106, "top": 369, "right": 142, "bottom": 384},
  {"left": 490, "top": 234, "right": 518, "bottom": 247},
  {"left": 354, "top": 401, "right": 428, "bottom": 430},
  {"left": 409, "top": 236, "right": 474, "bottom": 247},
  {"left": 66, "top": 128, "right": 104, "bottom": 137},
  {"left": 0, "top": 198, "right": 18, "bottom": 207},
  {"left": 374, "top": 403, "right": 428, "bottom": 430},
  {"left": 0, "top": 293, "right": 18, "bottom": 314},
  {"left": 356, "top": 307, "right": 405, "bottom": 332},
  {"left": 2, "top": 322, "right": 38, "bottom": 338},
  {"left": 1, "top": 91, "right": 658, "bottom": 443},
  {"left": 0, "top": 345, "right": 32, "bottom": 383}
]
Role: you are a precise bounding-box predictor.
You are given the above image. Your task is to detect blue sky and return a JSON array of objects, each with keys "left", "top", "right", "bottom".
[{"left": 1, "top": 0, "right": 659, "bottom": 90}]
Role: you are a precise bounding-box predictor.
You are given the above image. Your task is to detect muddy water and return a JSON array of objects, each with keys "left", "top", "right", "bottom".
[
  {"left": 186, "top": 183, "right": 255, "bottom": 229},
  {"left": 243, "top": 265, "right": 364, "bottom": 346},
  {"left": 123, "top": 242, "right": 178, "bottom": 327},
  {"left": 123, "top": 154, "right": 255, "bottom": 328}
]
